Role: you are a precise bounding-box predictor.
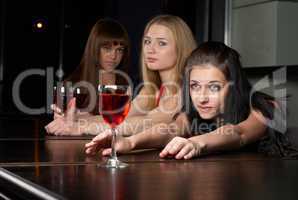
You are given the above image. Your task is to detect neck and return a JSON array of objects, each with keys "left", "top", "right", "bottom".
[
  {"left": 159, "top": 67, "right": 176, "bottom": 84},
  {"left": 99, "top": 70, "right": 116, "bottom": 85},
  {"left": 158, "top": 66, "right": 178, "bottom": 93}
]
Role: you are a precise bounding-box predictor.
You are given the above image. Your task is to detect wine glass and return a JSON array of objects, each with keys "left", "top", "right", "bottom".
[
  {"left": 53, "top": 84, "right": 73, "bottom": 113},
  {"left": 73, "top": 87, "right": 88, "bottom": 111},
  {"left": 98, "top": 85, "right": 131, "bottom": 168}
]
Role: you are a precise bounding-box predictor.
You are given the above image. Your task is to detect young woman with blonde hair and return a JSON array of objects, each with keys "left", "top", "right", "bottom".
[
  {"left": 47, "top": 15, "right": 197, "bottom": 148},
  {"left": 51, "top": 16, "right": 193, "bottom": 157}
]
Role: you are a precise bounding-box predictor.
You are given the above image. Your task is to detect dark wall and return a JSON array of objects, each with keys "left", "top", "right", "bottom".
[
  {"left": 210, "top": 0, "right": 225, "bottom": 42},
  {"left": 0, "top": 0, "right": 61, "bottom": 113},
  {"left": 0, "top": 0, "right": 203, "bottom": 116}
]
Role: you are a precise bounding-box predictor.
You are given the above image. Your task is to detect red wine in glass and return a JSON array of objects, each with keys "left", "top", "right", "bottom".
[
  {"left": 98, "top": 85, "right": 131, "bottom": 168},
  {"left": 73, "top": 88, "right": 89, "bottom": 110},
  {"left": 99, "top": 93, "right": 130, "bottom": 128},
  {"left": 53, "top": 86, "right": 73, "bottom": 112}
]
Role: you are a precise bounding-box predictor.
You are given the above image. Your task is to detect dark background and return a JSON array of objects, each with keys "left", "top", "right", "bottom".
[
  {"left": 0, "top": 0, "right": 226, "bottom": 116},
  {"left": 0, "top": 0, "right": 297, "bottom": 130}
]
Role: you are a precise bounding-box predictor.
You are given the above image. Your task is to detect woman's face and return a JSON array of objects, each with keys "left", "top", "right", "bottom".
[
  {"left": 99, "top": 43, "right": 125, "bottom": 71},
  {"left": 143, "top": 24, "right": 177, "bottom": 71},
  {"left": 189, "top": 65, "right": 229, "bottom": 120}
]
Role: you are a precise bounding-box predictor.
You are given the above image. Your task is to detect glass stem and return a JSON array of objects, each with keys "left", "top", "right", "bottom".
[{"left": 111, "top": 127, "right": 117, "bottom": 160}]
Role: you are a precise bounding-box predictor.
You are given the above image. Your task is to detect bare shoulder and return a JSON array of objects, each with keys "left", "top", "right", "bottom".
[
  {"left": 158, "top": 89, "right": 182, "bottom": 114},
  {"left": 129, "top": 87, "right": 156, "bottom": 115}
]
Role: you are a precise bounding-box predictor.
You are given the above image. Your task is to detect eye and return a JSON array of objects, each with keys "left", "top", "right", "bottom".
[
  {"left": 158, "top": 41, "right": 167, "bottom": 46},
  {"left": 101, "top": 46, "right": 111, "bottom": 52},
  {"left": 190, "top": 83, "right": 201, "bottom": 91},
  {"left": 144, "top": 39, "right": 151, "bottom": 45},
  {"left": 116, "top": 47, "right": 125, "bottom": 54},
  {"left": 208, "top": 84, "right": 222, "bottom": 92}
]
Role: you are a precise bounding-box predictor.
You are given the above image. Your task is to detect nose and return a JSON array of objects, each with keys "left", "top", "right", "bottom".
[
  {"left": 198, "top": 88, "right": 209, "bottom": 103},
  {"left": 145, "top": 42, "right": 156, "bottom": 54},
  {"left": 108, "top": 49, "right": 117, "bottom": 60}
]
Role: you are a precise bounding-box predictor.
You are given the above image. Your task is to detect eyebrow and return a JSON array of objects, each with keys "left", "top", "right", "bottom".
[
  {"left": 102, "top": 44, "right": 125, "bottom": 48},
  {"left": 209, "top": 81, "right": 223, "bottom": 84},
  {"left": 144, "top": 36, "right": 168, "bottom": 40},
  {"left": 190, "top": 80, "right": 224, "bottom": 84}
]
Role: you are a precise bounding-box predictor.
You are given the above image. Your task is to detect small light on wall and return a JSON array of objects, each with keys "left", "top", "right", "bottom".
[
  {"left": 32, "top": 18, "right": 48, "bottom": 32},
  {"left": 36, "top": 22, "right": 43, "bottom": 29}
]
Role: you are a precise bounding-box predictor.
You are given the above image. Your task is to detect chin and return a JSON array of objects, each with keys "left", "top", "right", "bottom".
[
  {"left": 102, "top": 66, "right": 117, "bottom": 72},
  {"left": 146, "top": 64, "right": 160, "bottom": 71},
  {"left": 147, "top": 64, "right": 174, "bottom": 72},
  {"left": 198, "top": 112, "right": 217, "bottom": 120}
]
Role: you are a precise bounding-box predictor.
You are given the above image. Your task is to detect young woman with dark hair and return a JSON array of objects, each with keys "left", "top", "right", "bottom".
[
  {"left": 67, "top": 18, "right": 130, "bottom": 88},
  {"left": 95, "top": 41, "right": 297, "bottom": 159},
  {"left": 45, "top": 18, "right": 130, "bottom": 133}
]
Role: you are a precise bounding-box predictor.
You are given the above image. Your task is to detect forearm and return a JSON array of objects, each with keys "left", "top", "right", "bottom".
[
  {"left": 75, "top": 114, "right": 158, "bottom": 136},
  {"left": 117, "top": 113, "right": 174, "bottom": 137},
  {"left": 189, "top": 124, "right": 245, "bottom": 154},
  {"left": 128, "top": 123, "right": 180, "bottom": 150}
]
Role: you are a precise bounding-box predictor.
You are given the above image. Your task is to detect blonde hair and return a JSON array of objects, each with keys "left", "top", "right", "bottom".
[{"left": 140, "top": 15, "right": 197, "bottom": 99}]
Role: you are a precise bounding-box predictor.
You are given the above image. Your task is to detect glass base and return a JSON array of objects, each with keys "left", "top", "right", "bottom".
[{"left": 98, "top": 158, "right": 128, "bottom": 168}]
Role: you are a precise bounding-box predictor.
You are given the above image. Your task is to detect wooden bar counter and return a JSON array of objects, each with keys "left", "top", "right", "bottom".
[{"left": 0, "top": 118, "right": 297, "bottom": 199}]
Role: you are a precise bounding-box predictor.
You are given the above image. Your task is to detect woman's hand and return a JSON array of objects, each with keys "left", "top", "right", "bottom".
[
  {"left": 44, "top": 118, "right": 83, "bottom": 136},
  {"left": 85, "top": 129, "right": 112, "bottom": 155},
  {"left": 159, "top": 136, "right": 202, "bottom": 160},
  {"left": 85, "top": 130, "right": 134, "bottom": 156},
  {"left": 45, "top": 98, "right": 82, "bottom": 135},
  {"left": 51, "top": 104, "right": 64, "bottom": 120}
]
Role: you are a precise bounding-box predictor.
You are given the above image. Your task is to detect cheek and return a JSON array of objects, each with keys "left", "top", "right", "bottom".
[
  {"left": 162, "top": 48, "right": 177, "bottom": 65},
  {"left": 190, "top": 90, "right": 197, "bottom": 104},
  {"left": 99, "top": 53, "right": 105, "bottom": 63},
  {"left": 208, "top": 93, "right": 224, "bottom": 108},
  {"left": 116, "top": 54, "right": 123, "bottom": 64},
  {"left": 209, "top": 91, "right": 227, "bottom": 112}
]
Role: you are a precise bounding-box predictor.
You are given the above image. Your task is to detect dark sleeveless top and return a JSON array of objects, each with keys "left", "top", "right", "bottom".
[
  {"left": 192, "top": 123, "right": 298, "bottom": 158},
  {"left": 255, "top": 128, "right": 298, "bottom": 157}
]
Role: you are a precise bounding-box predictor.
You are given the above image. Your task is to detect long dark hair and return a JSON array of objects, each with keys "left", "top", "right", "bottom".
[
  {"left": 181, "top": 41, "right": 297, "bottom": 157},
  {"left": 67, "top": 18, "right": 130, "bottom": 87},
  {"left": 64, "top": 18, "right": 130, "bottom": 114},
  {"left": 182, "top": 41, "right": 274, "bottom": 127}
]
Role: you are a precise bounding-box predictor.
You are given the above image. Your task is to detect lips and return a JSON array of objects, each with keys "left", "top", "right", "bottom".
[
  {"left": 146, "top": 57, "right": 158, "bottom": 63},
  {"left": 197, "top": 106, "right": 213, "bottom": 113},
  {"left": 105, "top": 61, "right": 116, "bottom": 66}
]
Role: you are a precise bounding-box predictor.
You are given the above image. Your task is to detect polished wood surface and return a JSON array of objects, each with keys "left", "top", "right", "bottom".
[{"left": 1, "top": 118, "right": 298, "bottom": 200}]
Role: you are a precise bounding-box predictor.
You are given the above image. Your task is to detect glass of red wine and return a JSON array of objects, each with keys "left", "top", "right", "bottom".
[
  {"left": 73, "top": 87, "right": 88, "bottom": 111},
  {"left": 98, "top": 85, "right": 131, "bottom": 168},
  {"left": 53, "top": 84, "right": 74, "bottom": 113}
]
